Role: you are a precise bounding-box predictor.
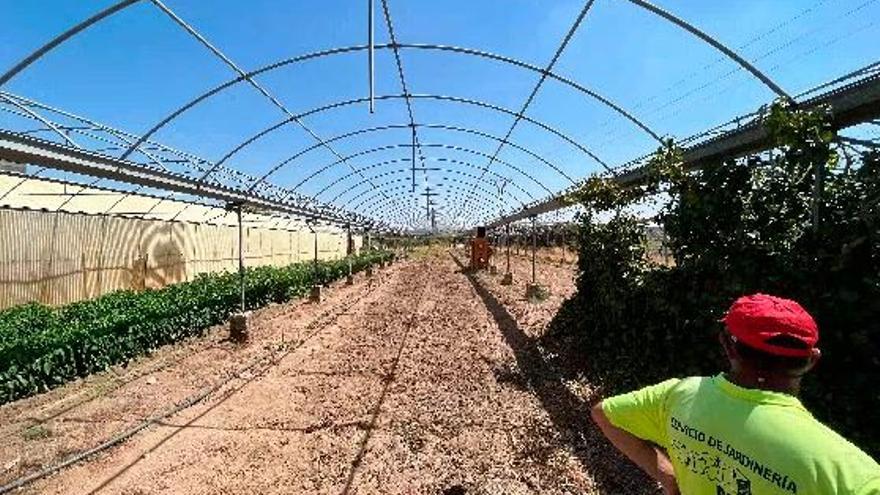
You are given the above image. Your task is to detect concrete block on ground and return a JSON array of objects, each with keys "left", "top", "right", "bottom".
[
  {"left": 229, "top": 312, "right": 250, "bottom": 343},
  {"left": 525, "top": 283, "right": 548, "bottom": 301},
  {"left": 309, "top": 285, "right": 322, "bottom": 303}
]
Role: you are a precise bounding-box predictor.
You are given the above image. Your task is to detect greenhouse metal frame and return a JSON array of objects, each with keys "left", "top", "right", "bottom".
[{"left": 1, "top": 0, "right": 879, "bottom": 232}]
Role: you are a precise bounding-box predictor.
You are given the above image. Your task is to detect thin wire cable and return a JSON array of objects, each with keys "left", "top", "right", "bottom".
[
  {"left": 140, "top": 0, "right": 411, "bottom": 226},
  {"left": 453, "top": 0, "right": 600, "bottom": 222},
  {"left": 379, "top": 0, "right": 429, "bottom": 199}
]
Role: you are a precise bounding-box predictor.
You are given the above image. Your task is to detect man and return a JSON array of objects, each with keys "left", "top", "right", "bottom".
[{"left": 591, "top": 293, "right": 880, "bottom": 494}]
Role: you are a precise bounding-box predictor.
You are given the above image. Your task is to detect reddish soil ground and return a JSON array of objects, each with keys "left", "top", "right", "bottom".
[{"left": 1, "top": 248, "right": 652, "bottom": 494}]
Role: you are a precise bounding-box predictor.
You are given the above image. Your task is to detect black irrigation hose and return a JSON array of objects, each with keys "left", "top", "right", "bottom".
[
  {"left": 340, "top": 274, "right": 427, "bottom": 494},
  {"left": 0, "top": 268, "right": 388, "bottom": 494},
  {"left": 0, "top": 342, "right": 227, "bottom": 444},
  {"left": 0, "top": 354, "right": 264, "bottom": 494}
]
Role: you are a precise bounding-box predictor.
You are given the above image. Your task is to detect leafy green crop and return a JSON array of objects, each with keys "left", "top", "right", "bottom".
[{"left": 0, "top": 250, "right": 393, "bottom": 405}]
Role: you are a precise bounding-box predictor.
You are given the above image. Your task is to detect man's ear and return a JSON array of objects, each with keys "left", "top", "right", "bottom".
[
  {"left": 805, "top": 348, "right": 821, "bottom": 371},
  {"left": 718, "top": 332, "right": 733, "bottom": 358},
  {"left": 719, "top": 331, "right": 741, "bottom": 371}
]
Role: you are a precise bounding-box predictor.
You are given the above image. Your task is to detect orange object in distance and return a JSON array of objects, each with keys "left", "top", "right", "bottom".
[{"left": 469, "top": 226, "right": 493, "bottom": 270}]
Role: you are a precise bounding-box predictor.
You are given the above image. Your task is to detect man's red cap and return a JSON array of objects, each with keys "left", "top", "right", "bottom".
[{"left": 722, "top": 293, "right": 819, "bottom": 358}]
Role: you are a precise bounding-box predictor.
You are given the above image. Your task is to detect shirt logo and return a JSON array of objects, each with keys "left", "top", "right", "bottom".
[{"left": 670, "top": 417, "right": 798, "bottom": 494}]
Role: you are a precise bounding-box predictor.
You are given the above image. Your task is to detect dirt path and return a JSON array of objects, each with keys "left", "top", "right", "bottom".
[{"left": 5, "top": 250, "right": 650, "bottom": 494}]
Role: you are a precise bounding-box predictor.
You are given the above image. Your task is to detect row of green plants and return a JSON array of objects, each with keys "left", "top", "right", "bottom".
[
  {"left": 545, "top": 102, "right": 880, "bottom": 457},
  {"left": 0, "top": 250, "right": 394, "bottom": 405}
]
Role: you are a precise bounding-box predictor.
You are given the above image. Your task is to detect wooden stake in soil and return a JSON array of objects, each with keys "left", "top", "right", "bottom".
[
  {"left": 526, "top": 283, "right": 548, "bottom": 302},
  {"left": 229, "top": 312, "right": 250, "bottom": 342},
  {"left": 309, "top": 285, "right": 322, "bottom": 303},
  {"left": 525, "top": 216, "right": 546, "bottom": 300},
  {"left": 502, "top": 222, "right": 513, "bottom": 284}
]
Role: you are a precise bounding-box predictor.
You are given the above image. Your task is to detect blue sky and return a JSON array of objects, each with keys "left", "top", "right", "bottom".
[{"left": 1, "top": 0, "right": 878, "bottom": 227}]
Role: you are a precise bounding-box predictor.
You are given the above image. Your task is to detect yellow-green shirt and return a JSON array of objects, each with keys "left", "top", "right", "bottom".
[{"left": 602, "top": 375, "right": 880, "bottom": 495}]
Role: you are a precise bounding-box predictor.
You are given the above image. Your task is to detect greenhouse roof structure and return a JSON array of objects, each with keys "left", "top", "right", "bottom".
[{"left": 1, "top": 0, "right": 879, "bottom": 231}]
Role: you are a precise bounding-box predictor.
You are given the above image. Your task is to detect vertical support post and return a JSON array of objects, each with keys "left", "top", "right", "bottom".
[
  {"left": 346, "top": 224, "right": 353, "bottom": 274},
  {"left": 662, "top": 226, "right": 669, "bottom": 264},
  {"left": 411, "top": 126, "right": 416, "bottom": 193},
  {"left": 505, "top": 223, "right": 511, "bottom": 273},
  {"left": 812, "top": 160, "right": 824, "bottom": 233},
  {"left": 236, "top": 204, "right": 245, "bottom": 312},
  {"left": 229, "top": 203, "right": 249, "bottom": 342},
  {"left": 307, "top": 221, "right": 322, "bottom": 302},
  {"left": 313, "top": 227, "right": 319, "bottom": 275},
  {"left": 368, "top": 0, "right": 375, "bottom": 113},
  {"left": 501, "top": 222, "right": 513, "bottom": 285},
  {"left": 531, "top": 216, "right": 537, "bottom": 284},
  {"left": 560, "top": 226, "right": 565, "bottom": 263}
]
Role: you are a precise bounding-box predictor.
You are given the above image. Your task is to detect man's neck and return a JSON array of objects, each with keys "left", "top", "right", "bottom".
[{"left": 725, "top": 371, "right": 801, "bottom": 396}]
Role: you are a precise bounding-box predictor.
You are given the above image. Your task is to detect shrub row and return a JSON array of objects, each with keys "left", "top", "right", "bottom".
[
  {"left": 0, "top": 250, "right": 393, "bottom": 405},
  {"left": 546, "top": 104, "right": 879, "bottom": 457}
]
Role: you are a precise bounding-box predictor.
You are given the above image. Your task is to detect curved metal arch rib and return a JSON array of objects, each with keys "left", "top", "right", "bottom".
[
  {"left": 356, "top": 182, "right": 502, "bottom": 220},
  {"left": 410, "top": 143, "right": 556, "bottom": 194},
  {"left": 290, "top": 142, "right": 554, "bottom": 198},
  {"left": 365, "top": 191, "right": 499, "bottom": 227},
  {"left": 328, "top": 165, "right": 532, "bottom": 205},
  {"left": 350, "top": 181, "right": 462, "bottom": 219},
  {"left": 318, "top": 158, "right": 534, "bottom": 208},
  {"left": 118, "top": 43, "right": 659, "bottom": 163},
  {"left": 360, "top": 200, "right": 411, "bottom": 225},
  {"left": 317, "top": 155, "right": 535, "bottom": 202},
  {"left": 362, "top": 189, "right": 497, "bottom": 223},
  {"left": 118, "top": 44, "right": 372, "bottom": 161},
  {"left": 242, "top": 93, "right": 597, "bottom": 189},
  {"left": 625, "top": 0, "right": 790, "bottom": 100},
  {"left": 219, "top": 120, "right": 567, "bottom": 196},
  {"left": 0, "top": 0, "right": 143, "bottom": 87},
  {"left": 422, "top": 94, "right": 608, "bottom": 173},
  {"left": 419, "top": 123, "right": 570, "bottom": 184},
  {"left": 350, "top": 175, "right": 502, "bottom": 212},
  {"left": 398, "top": 43, "right": 662, "bottom": 142},
  {"left": 352, "top": 175, "right": 507, "bottom": 217},
  {"left": 251, "top": 94, "right": 611, "bottom": 189},
  {"left": 223, "top": 95, "right": 592, "bottom": 194},
  {"left": 3, "top": 5, "right": 786, "bottom": 163}
]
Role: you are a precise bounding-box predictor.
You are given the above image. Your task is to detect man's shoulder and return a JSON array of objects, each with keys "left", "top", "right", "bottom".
[
  {"left": 660, "top": 375, "right": 711, "bottom": 398},
  {"left": 790, "top": 415, "right": 878, "bottom": 464},
  {"left": 785, "top": 419, "right": 880, "bottom": 492}
]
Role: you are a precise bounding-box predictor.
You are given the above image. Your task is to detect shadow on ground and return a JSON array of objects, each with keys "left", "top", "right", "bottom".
[{"left": 450, "top": 253, "right": 655, "bottom": 494}]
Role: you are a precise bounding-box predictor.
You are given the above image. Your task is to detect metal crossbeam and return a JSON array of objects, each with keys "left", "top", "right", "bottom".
[
  {"left": 0, "top": 131, "right": 375, "bottom": 228},
  {"left": 487, "top": 72, "right": 880, "bottom": 228}
]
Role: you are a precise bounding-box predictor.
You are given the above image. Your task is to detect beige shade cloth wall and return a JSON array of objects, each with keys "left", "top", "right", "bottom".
[{"left": 0, "top": 175, "right": 363, "bottom": 309}]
